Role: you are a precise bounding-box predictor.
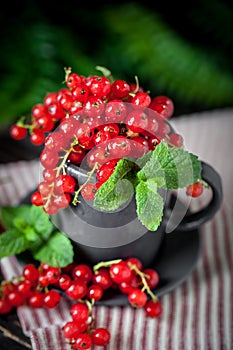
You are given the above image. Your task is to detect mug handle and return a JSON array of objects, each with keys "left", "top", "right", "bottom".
[{"left": 172, "top": 161, "right": 223, "bottom": 231}]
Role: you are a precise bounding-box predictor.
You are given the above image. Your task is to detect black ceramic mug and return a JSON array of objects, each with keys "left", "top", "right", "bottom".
[{"left": 51, "top": 160, "right": 223, "bottom": 268}]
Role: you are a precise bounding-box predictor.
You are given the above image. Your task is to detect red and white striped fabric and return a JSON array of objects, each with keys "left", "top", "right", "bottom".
[{"left": 0, "top": 108, "right": 232, "bottom": 350}]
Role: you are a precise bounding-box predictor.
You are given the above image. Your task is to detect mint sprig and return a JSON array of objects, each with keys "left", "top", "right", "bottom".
[
  {"left": 0, "top": 205, "right": 74, "bottom": 267},
  {"left": 93, "top": 141, "right": 202, "bottom": 231},
  {"left": 94, "top": 158, "right": 135, "bottom": 211}
]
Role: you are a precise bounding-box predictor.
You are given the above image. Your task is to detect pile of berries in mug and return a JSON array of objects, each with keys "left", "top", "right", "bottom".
[
  {"left": 0, "top": 258, "right": 162, "bottom": 349},
  {"left": 10, "top": 67, "right": 203, "bottom": 215}
]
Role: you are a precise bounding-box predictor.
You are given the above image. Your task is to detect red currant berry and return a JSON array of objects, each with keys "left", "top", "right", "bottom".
[
  {"left": 7, "top": 291, "right": 24, "bottom": 307},
  {"left": 54, "top": 174, "right": 76, "bottom": 194},
  {"left": 68, "top": 145, "right": 85, "bottom": 165},
  {"left": 40, "top": 149, "right": 59, "bottom": 169},
  {"left": 58, "top": 274, "right": 71, "bottom": 290},
  {"left": 98, "top": 123, "right": 120, "bottom": 138},
  {"left": 0, "top": 298, "right": 12, "bottom": 314},
  {"left": 35, "top": 115, "right": 55, "bottom": 132},
  {"left": 111, "top": 79, "right": 130, "bottom": 98},
  {"left": 150, "top": 95, "right": 174, "bottom": 119},
  {"left": 28, "top": 292, "right": 44, "bottom": 308},
  {"left": 128, "top": 288, "right": 147, "bottom": 308},
  {"left": 108, "top": 136, "right": 131, "bottom": 158},
  {"left": 43, "top": 290, "right": 61, "bottom": 308},
  {"left": 66, "top": 73, "right": 82, "bottom": 90},
  {"left": 126, "top": 109, "right": 149, "bottom": 133},
  {"left": 126, "top": 257, "right": 143, "bottom": 271},
  {"left": 23, "top": 264, "right": 39, "bottom": 283},
  {"left": 89, "top": 75, "right": 111, "bottom": 98},
  {"left": 66, "top": 280, "right": 87, "bottom": 300},
  {"left": 96, "top": 159, "right": 117, "bottom": 183},
  {"left": 70, "top": 302, "right": 89, "bottom": 323},
  {"left": 30, "top": 128, "right": 45, "bottom": 145},
  {"left": 131, "top": 91, "right": 151, "bottom": 108},
  {"left": 92, "top": 268, "right": 113, "bottom": 290},
  {"left": 105, "top": 100, "right": 127, "bottom": 123},
  {"left": 87, "top": 284, "right": 103, "bottom": 301},
  {"left": 169, "top": 132, "right": 183, "bottom": 147},
  {"left": 72, "top": 333, "right": 92, "bottom": 350},
  {"left": 10, "top": 124, "right": 27, "bottom": 140},
  {"left": 62, "top": 320, "right": 85, "bottom": 339},
  {"left": 143, "top": 268, "right": 159, "bottom": 289},
  {"left": 72, "top": 264, "right": 93, "bottom": 283},
  {"left": 31, "top": 191, "right": 43, "bottom": 206},
  {"left": 92, "top": 327, "right": 111, "bottom": 346},
  {"left": 186, "top": 182, "right": 204, "bottom": 197},
  {"left": 144, "top": 299, "right": 162, "bottom": 318},
  {"left": 81, "top": 183, "right": 98, "bottom": 201},
  {"left": 109, "top": 260, "right": 133, "bottom": 284}
]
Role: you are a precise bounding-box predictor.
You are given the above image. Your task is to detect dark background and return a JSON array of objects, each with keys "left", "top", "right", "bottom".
[{"left": 0, "top": 0, "right": 232, "bottom": 131}]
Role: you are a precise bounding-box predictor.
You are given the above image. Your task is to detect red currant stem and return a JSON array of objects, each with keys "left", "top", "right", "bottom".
[
  {"left": 63, "top": 66, "right": 72, "bottom": 84},
  {"left": 55, "top": 139, "right": 79, "bottom": 177},
  {"left": 95, "top": 65, "right": 113, "bottom": 81},
  {"left": 128, "top": 263, "right": 158, "bottom": 301},
  {"left": 16, "top": 117, "right": 34, "bottom": 131},
  {"left": 43, "top": 140, "right": 78, "bottom": 210},
  {"left": 93, "top": 259, "right": 122, "bottom": 272},
  {"left": 199, "top": 178, "right": 209, "bottom": 189},
  {"left": 72, "top": 162, "right": 99, "bottom": 206},
  {"left": 131, "top": 75, "right": 140, "bottom": 94}
]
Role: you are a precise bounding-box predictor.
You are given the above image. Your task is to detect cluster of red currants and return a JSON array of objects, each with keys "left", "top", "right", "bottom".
[
  {"left": 10, "top": 67, "right": 203, "bottom": 215},
  {"left": 0, "top": 257, "right": 162, "bottom": 349}
]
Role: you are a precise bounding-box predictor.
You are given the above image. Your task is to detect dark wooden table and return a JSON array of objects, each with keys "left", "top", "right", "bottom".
[{"left": 0, "top": 127, "right": 40, "bottom": 349}]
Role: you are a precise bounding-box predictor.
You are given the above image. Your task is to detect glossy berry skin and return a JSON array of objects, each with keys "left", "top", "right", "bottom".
[
  {"left": 54, "top": 174, "right": 76, "bottom": 194},
  {"left": 70, "top": 302, "right": 89, "bottom": 323},
  {"left": 62, "top": 320, "right": 84, "bottom": 339},
  {"left": 128, "top": 288, "right": 147, "bottom": 307},
  {"left": 65, "top": 280, "right": 87, "bottom": 300},
  {"left": 186, "top": 182, "right": 204, "bottom": 197},
  {"left": 92, "top": 327, "right": 111, "bottom": 346},
  {"left": 23, "top": 264, "right": 39, "bottom": 283},
  {"left": 96, "top": 159, "right": 117, "bottom": 183},
  {"left": 109, "top": 261, "right": 132, "bottom": 284},
  {"left": 87, "top": 284, "right": 103, "bottom": 301},
  {"left": 92, "top": 268, "right": 113, "bottom": 290},
  {"left": 43, "top": 290, "right": 61, "bottom": 308},
  {"left": 10, "top": 124, "right": 27, "bottom": 140},
  {"left": 31, "top": 191, "right": 43, "bottom": 206},
  {"left": 111, "top": 79, "right": 130, "bottom": 98},
  {"left": 150, "top": 95, "right": 174, "bottom": 119},
  {"left": 81, "top": 183, "right": 98, "bottom": 201},
  {"left": 72, "top": 333, "right": 92, "bottom": 350},
  {"left": 0, "top": 298, "right": 12, "bottom": 314},
  {"left": 143, "top": 268, "right": 159, "bottom": 289},
  {"left": 71, "top": 264, "right": 93, "bottom": 283},
  {"left": 144, "top": 300, "right": 162, "bottom": 318}
]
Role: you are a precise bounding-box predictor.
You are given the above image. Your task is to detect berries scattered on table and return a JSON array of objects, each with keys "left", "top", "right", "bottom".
[{"left": 0, "top": 257, "right": 162, "bottom": 349}]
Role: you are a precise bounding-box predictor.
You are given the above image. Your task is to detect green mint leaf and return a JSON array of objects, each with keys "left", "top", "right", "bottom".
[
  {"left": 94, "top": 158, "right": 135, "bottom": 211},
  {"left": 135, "top": 150, "right": 153, "bottom": 168},
  {"left": 94, "top": 178, "right": 134, "bottom": 211},
  {"left": 31, "top": 231, "right": 74, "bottom": 268},
  {"left": 0, "top": 205, "right": 30, "bottom": 230},
  {"left": 0, "top": 229, "right": 29, "bottom": 258},
  {"left": 137, "top": 142, "right": 202, "bottom": 189},
  {"left": 27, "top": 205, "right": 54, "bottom": 239},
  {"left": 135, "top": 179, "right": 164, "bottom": 231}
]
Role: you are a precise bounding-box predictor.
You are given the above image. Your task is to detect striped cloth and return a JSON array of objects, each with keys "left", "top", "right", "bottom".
[{"left": 0, "top": 108, "right": 232, "bottom": 350}]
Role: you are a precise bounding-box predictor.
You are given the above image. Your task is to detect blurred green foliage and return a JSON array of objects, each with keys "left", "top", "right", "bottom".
[{"left": 0, "top": 0, "right": 232, "bottom": 127}]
